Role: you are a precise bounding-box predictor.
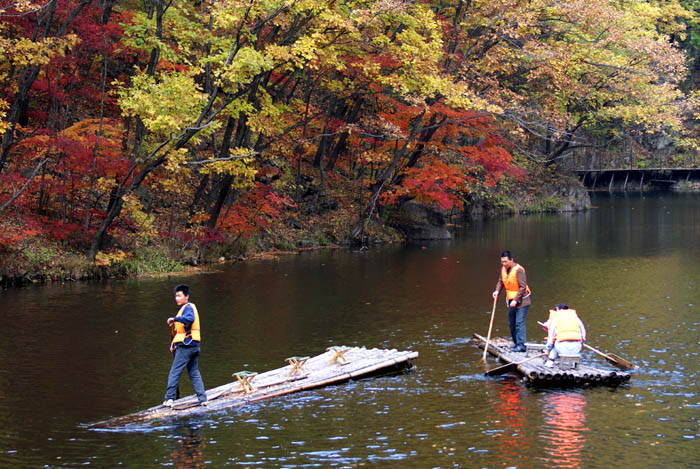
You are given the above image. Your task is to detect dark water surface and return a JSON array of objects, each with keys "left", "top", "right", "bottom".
[{"left": 1, "top": 192, "right": 698, "bottom": 467}]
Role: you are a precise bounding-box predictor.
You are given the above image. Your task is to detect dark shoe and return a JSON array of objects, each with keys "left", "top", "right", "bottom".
[
  {"left": 511, "top": 345, "right": 526, "bottom": 352},
  {"left": 199, "top": 401, "right": 208, "bottom": 407}
]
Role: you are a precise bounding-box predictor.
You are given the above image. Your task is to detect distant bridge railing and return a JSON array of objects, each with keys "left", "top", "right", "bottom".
[{"left": 576, "top": 167, "right": 700, "bottom": 190}]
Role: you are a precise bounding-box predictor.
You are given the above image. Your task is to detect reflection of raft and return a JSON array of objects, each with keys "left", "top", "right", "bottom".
[
  {"left": 474, "top": 333, "right": 631, "bottom": 387},
  {"left": 89, "top": 346, "right": 418, "bottom": 429}
]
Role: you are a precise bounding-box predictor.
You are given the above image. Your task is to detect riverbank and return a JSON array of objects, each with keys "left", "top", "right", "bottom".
[{"left": 0, "top": 172, "right": 589, "bottom": 288}]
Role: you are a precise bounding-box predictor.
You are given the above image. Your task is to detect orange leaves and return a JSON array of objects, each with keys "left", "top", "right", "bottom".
[
  {"left": 380, "top": 158, "right": 468, "bottom": 211},
  {"left": 0, "top": 216, "right": 40, "bottom": 251},
  {"left": 189, "top": 212, "right": 211, "bottom": 226},
  {"left": 15, "top": 117, "right": 128, "bottom": 198}
]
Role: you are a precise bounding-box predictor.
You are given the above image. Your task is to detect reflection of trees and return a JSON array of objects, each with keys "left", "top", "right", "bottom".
[
  {"left": 170, "top": 425, "right": 206, "bottom": 469},
  {"left": 541, "top": 392, "right": 588, "bottom": 468}
]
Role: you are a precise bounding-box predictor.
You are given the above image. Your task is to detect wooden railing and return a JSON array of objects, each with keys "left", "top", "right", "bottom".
[{"left": 576, "top": 167, "right": 700, "bottom": 190}]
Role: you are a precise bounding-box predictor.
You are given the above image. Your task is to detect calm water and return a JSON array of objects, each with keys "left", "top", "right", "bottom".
[{"left": 0, "top": 192, "right": 698, "bottom": 467}]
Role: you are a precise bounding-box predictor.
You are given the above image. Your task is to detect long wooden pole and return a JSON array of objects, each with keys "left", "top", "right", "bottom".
[
  {"left": 482, "top": 296, "right": 498, "bottom": 361},
  {"left": 485, "top": 353, "right": 548, "bottom": 376},
  {"left": 583, "top": 343, "right": 636, "bottom": 370}
]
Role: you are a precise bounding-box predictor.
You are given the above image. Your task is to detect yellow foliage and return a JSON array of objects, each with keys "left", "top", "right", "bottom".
[
  {"left": 220, "top": 46, "right": 274, "bottom": 88},
  {"left": 121, "top": 194, "right": 157, "bottom": 245},
  {"left": 0, "top": 99, "right": 8, "bottom": 136},
  {"left": 158, "top": 148, "right": 192, "bottom": 193},
  {"left": 197, "top": 148, "right": 258, "bottom": 189},
  {"left": 0, "top": 29, "right": 78, "bottom": 136},
  {"left": 94, "top": 250, "right": 129, "bottom": 267},
  {"left": 63, "top": 118, "right": 123, "bottom": 140},
  {"left": 115, "top": 72, "right": 207, "bottom": 137}
]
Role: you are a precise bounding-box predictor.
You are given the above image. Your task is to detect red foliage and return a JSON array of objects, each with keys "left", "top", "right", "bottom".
[
  {"left": 217, "top": 186, "right": 295, "bottom": 238},
  {"left": 380, "top": 158, "right": 469, "bottom": 210},
  {"left": 367, "top": 97, "right": 522, "bottom": 210},
  {"left": 0, "top": 215, "right": 41, "bottom": 252},
  {"left": 0, "top": 0, "right": 135, "bottom": 250},
  {"left": 0, "top": 0, "right": 532, "bottom": 261}
]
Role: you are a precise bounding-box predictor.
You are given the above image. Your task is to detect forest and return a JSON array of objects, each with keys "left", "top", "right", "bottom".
[{"left": 1, "top": 0, "right": 699, "bottom": 283}]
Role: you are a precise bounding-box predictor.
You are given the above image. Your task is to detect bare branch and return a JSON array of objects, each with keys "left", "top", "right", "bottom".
[
  {"left": 0, "top": 157, "right": 48, "bottom": 212},
  {"left": 184, "top": 152, "right": 258, "bottom": 165}
]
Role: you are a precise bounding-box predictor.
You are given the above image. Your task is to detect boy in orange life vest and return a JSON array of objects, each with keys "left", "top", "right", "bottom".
[
  {"left": 492, "top": 250, "right": 531, "bottom": 352},
  {"left": 163, "top": 284, "right": 207, "bottom": 407},
  {"left": 543, "top": 303, "right": 586, "bottom": 368}
]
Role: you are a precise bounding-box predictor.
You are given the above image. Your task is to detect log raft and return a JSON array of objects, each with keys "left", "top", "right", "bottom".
[
  {"left": 474, "top": 333, "right": 631, "bottom": 387},
  {"left": 89, "top": 346, "right": 418, "bottom": 430}
]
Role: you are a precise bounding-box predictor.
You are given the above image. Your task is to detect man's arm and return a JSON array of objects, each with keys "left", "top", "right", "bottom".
[
  {"left": 493, "top": 276, "right": 504, "bottom": 298},
  {"left": 546, "top": 323, "right": 556, "bottom": 349},
  {"left": 172, "top": 304, "right": 195, "bottom": 327}
]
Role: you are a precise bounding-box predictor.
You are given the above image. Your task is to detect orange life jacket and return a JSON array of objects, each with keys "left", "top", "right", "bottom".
[
  {"left": 501, "top": 263, "right": 531, "bottom": 300},
  {"left": 171, "top": 302, "right": 201, "bottom": 346},
  {"left": 552, "top": 308, "right": 582, "bottom": 342},
  {"left": 543, "top": 309, "right": 558, "bottom": 331}
]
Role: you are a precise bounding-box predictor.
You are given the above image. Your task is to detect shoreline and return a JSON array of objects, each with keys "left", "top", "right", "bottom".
[
  {"left": 1, "top": 179, "right": 591, "bottom": 289},
  {"left": 0, "top": 244, "right": 350, "bottom": 288}
]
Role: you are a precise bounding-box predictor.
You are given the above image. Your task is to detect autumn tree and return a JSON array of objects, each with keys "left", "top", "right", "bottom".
[
  {"left": 2, "top": 0, "right": 698, "bottom": 271},
  {"left": 439, "top": 0, "right": 694, "bottom": 165},
  {"left": 0, "top": 0, "right": 122, "bottom": 245}
]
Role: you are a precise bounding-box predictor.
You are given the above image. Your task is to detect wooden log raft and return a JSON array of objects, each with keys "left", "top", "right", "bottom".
[
  {"left": 88, "top": 346, "right": 418, "bottom": 430},
  {"left": 473, "top": 333, "right": 631, "bottom": 387}
]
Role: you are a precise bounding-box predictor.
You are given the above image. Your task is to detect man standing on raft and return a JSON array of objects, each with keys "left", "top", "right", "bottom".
[
  {"left": 492, "top": 250, "right": 531, "bottom": 352},
  {"left": 163, "top": 284, "right": 207, "bottom": 407}
]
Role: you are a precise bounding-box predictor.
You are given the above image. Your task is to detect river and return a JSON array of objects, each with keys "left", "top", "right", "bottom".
[{"left": 0, "top": 192, "right": 698, "bottom": 467}]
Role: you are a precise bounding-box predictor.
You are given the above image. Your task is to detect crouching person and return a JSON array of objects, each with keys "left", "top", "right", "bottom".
[{"left": 544, "top": 304, "right": 586, "bottom": 368}]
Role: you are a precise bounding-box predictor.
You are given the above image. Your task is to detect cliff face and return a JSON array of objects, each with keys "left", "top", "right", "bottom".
[
  {"left": 551, "top": 184, "right": 591, "bottom": 212},
  {"left": 387, "top": 201, "right": 453, "bottom": 241}
]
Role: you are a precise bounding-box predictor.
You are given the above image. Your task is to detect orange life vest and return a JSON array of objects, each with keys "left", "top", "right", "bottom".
[
  {"left": 543, "top": 309, "right": 558, "bottom": 331},
  {"left": 501, "top": 263, "right": 532, "bottom": 300},
  {"left": 171, "top": 302, "right": 201, "bottom": 346},
  {"left": 552, "top": 308, "right": 582, "bottom": 342}
]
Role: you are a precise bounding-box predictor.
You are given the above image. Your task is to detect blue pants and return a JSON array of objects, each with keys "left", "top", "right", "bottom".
[
  {"left": 508, "top": 304, "right": 529, "bottom": 348},
  {"left": 165, "top": 343, "right": 207, "bottom": 402}
]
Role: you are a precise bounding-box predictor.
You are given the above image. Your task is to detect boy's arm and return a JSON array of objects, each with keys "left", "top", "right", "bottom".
[{"left": 172, "top": 304, "right": 194, "bottom": 326}]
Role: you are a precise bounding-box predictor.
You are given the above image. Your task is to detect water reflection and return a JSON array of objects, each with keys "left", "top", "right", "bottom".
[
  {"left": 0, "top": 193, "right": 698, "bottom": 467},
  {"left": 540, "top": 391, "right": 588, "bottom": 468},
  {"left": 493, "top": 380, "right": 531, "bottom": 465},
  {"left": 169, "top": 425, "right": 206, "bottom": 468}
]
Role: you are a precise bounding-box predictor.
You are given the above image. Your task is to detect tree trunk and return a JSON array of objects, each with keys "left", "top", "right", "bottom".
[
  {"left": 88, "top": 0, "right": 164, "bottom": 259},
  {"left": 349, "top": 110, "right": 426, "bottom": 242}
]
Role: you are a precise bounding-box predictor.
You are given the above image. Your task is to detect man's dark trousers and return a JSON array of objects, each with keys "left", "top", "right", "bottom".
[
  {"left": 165, "top": 342, "right": 207, "bottom": 402},
  {"left": 508, "top": 304, "right": 529, "bottom": 349}
]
